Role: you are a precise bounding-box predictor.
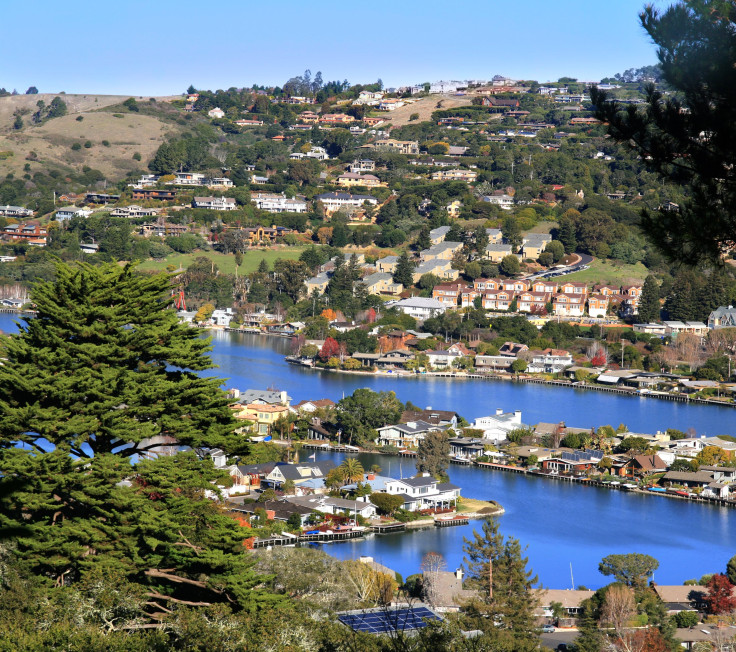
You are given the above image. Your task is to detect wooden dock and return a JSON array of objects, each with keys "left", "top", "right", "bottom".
[
  {"left": 434, "top": 516, "right": 469, "bottom": 527},
  {"left": 370, "top": 522, "right": 406, "bottom": 534}
]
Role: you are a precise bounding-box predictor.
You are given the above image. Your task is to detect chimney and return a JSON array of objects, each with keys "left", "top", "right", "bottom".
[
  {"left": 514, "top": 410, "right": 521, "bottom": 420},
  {"left": 455, "top": 568, "right": 464, "bottom": 581},
  {"left": 496, "top": 408, "right": 503, "bottom": 416},
  {"left": 366, "top": 473, "right": 375, "bottom": 480}
]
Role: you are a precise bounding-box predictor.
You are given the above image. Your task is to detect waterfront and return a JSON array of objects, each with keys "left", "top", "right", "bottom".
[
  {"left": 310, "top": 450, "right": 736, "bottom": 590},
  {"left": 2, "top": 315, "right": 735, "bottom": 589}
]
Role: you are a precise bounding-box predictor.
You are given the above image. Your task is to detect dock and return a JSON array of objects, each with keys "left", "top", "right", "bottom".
[
  {"left": 370, "top": 522, "right": 406, "bottom": 534},
  {"left": 434, "top": 516, "right": 469, "bottom": 527}
]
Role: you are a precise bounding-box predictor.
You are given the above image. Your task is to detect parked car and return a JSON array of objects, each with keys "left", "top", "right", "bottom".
[{"left": 542, "top": 624, "right": 555, "bottom": 633}]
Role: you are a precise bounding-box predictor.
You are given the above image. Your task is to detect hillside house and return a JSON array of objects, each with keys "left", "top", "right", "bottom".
[
  {"left": 192, "top": 196, "right": 237, "bottom": 210},
  {"left": 588, "top": 294, "right": 610, "bottom": 318}
]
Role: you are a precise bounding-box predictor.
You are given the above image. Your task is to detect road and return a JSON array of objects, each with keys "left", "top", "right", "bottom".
[
  {"left": 541, "top": 629, "right": 578, "bottom": 650},
  {"left": 524, "top": 254, "right": 594, "bottom": 282}
]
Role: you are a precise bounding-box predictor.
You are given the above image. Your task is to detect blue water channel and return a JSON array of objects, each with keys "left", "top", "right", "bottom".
[{"left": 2, "top": 315, "right": 735, "bottom": 588}]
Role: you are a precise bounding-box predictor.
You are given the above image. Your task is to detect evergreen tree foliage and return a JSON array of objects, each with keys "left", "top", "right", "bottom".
[
  {"left": 638, "top": 275, "right": 661, "bottom": 323},
  {"left": 0, "top": 261, "right": 242, "bottom": 460},
  {"left": 415, "top": 224, "right": 432, "bottom": 251},
  {"left": 392, "top": 251, "right": 415, "bottom": 287},
  {"left": 461, "top": 518, "right": 540, "bottom": 651},
  {"left": 592, "top": 1, "right": 736, "bottom": 262},
  {"left": 415, "top": 430, "right": 450, "bottom": 479}
]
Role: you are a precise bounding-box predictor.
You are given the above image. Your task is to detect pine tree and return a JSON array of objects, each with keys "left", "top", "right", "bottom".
[
  {"left": 415, "top": 225, "right": 431, "bottom": 251},
  {"left": 558, "top": 217, "right": 578, "bottom": 254},
  {"left": 392, "top": 251, "right": 414, "bottom": 287},
  {"left": 415, "top": 430, "right": 450, "bottom": 479},
  {"left": 461, "top": 518, "right": 540, "bottom": 650},
  {"left": 474, "top": 225, "right": 489, "bottom": 254},
  {"left": 0, "top": 262, "right": 242, "bottom": 460},
  {"left": 638, "top": 275, "right": 661, "bottom": 323}
]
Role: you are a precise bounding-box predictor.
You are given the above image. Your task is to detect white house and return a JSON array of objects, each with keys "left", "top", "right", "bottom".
[
  {"left": 208, "top": 107, "right": 225, "bottom": 118},
  {"left": 527, "top": 348, "right": 573, "bottom": 373},
  {"left": 192, "top": 196, "right": 237, "bottom": 210},
  {"left": 376, "top": 420, "right": 443, "bottom": 449},
  {"left": 482, "top": 194, "right": 514, "bottom": 210},
  {"left": 210, "top": 308, "right": 234, "bottom": 327},
  {"left": 55, "top": 206, "right": 93, "bottom": 221},
  {"left": 252, "top": 192, "right": 308, "bottom": 213},
  {"left": 425, "top": 349, "right": 463, "bottom": 369},
  {"left": 283, "top": 495, "right": 376, "bottom": 519},
  {"left": 314, "top": 192, "right": 378, "bottom": 212},
  {"left": 393, "top": 297, "right": 447, "bottom": 320},
  {"left": 0, "top": 205, "right": 33, "bottom": 218},
  {"left": 384, "top": 474, "right": 461, "bottom": 511},
  {"left": 472, "top": 409, "right": 528, "bottom": 443}
]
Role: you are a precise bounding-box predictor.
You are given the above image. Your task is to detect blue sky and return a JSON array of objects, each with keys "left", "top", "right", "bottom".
[{"left": 2, "top": 0, "right": 670, "bottom": 95}]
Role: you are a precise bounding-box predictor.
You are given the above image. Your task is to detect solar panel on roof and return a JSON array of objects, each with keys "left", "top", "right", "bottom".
[{"left": 338, "top": 607, "right": 440, "bottom": 634}]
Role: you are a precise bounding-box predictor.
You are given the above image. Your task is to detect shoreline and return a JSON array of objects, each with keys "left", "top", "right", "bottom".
[{"left": 284, "top": 356, "right": 735, "bottom": 409}]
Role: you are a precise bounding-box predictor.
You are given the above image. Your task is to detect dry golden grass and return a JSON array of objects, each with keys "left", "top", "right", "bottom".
[
  {"left": 379, "top": 94, "right": 475, "bottom": 127},
  {"left": 0, "top": 94, "right": 181, "bottom": 177}
]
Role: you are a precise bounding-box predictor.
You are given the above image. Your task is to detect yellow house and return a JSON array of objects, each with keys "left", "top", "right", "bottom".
[
  {"left": 446, "top": 200, "right": 463, "bottom": 217},
  {"left": 235, "top": 403, "right": 290, "bottom": 436},
  {"left": 337, "top": 173, "right": 381, "bottom": 188}
]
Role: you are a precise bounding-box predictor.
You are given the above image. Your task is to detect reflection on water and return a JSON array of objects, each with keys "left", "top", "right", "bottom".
[{"left": 314, "top": 451, "right": 736, "bottom": 589}]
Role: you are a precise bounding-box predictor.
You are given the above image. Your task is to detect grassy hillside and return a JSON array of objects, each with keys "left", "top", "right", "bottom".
[
  {"left": 0, "top": 94, "right": 182, "bottom": 179},
  {"left": 137, "top": 248, "right": 307, "bottom": 275},
  {"left": 561, "top": 259, "right": 648, "bottom": 285}
]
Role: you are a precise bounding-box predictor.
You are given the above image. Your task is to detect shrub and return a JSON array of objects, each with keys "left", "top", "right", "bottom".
[
  {"left": 132, "top": 152, "right": 141, "bottom": 161},
  {"left": 101, "top": 140, "right": 110, "bottom": 147},
  {"left": 76, "top": 116, "right": 84, "bottom": 122},
  {"left": 83, "top": 141, "right": 92, "bottom": 148},
  {"left": 71, "top": 143, "right": 81, "bottom": 151}
]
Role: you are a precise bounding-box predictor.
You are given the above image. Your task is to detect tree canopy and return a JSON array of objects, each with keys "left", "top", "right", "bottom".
[
  {"left": 598, "top": 553, "right": 659, "bottom": 589},
  {"left": 593, "top": 1, "right": 736, "bottom": 263}
]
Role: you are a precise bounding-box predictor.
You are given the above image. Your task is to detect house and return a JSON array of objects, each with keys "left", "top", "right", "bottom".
[
  {"left": 520, "top": 233, "right": 552, "bottom": 259},
  {"left": 140, "top": 219, "right": 188, "bottom": 237},
  {"left": 425, "top": 349, "right": 463, "bottom": 369},
  {"left": 620, "top": 454, "right": 668, "bottom": 478},
  {"left": 319, "top": 113, "right": 356, "bottom": 124},
  {"left": 663, "top": 321, "right": 708, "bottom": 338},
  {"left": 263, "top": 461, "right": 336, "bottom": 489},
  {"left": 131, "top": 188, "right": 178, "bottom": 201},
  {"left": 471, "top": 409, "right": 527, "bottom": 443},
  {"left": 541, "top": 450, "right": 603, "bottom": 474},
  {"left": 708, "top": 305, "right": 736, "bottom": 329},
  {"left": 384, "top": 474, "right": 461, "bottom": 511},
  {"left": 235, "top": 118, "right": 265, "bottom": 127},
  {"left": 376, "top": 348, "right": 415, "bottom": 368},
  {"left": 234, "top": 403, "right": 290, "bottom": 436},
  {"left": 432, "top": 282, "right": 466, "bottom": 307},
  {"left": 192, "top": 196, "right": 237, "bottom": 210},
  {"left": 361, "top": 272, "right": 403, "bottom": 295},
  {"left": 485, "top": 243, "right": 513, "bottom": 262},
  {"left": 429, "top": 225, "right": 451, "bottom": 245},
  {"left": 653, "top": 585, "right": 709, "bottom": 614},
  {"left": 210, "top": 308, "right": 234, "bottom": 327},
  {"left": 251, "top": 192, "right": 308, "bottom": 213},
  {"left": 560, "top": 282, "right": 588, "bottom": 296},
  {"left": 55, "top": 206, "right": 92, "bottom": 221},
  {"left": 208, "top": 107, "right": 225, "bottom": 118},
  {"left": 0, "top": 205, "right": 33, "bottom": 218},
  {"left": 587, "top": 294, "right": 610, "bottom": 318},
  {"left": 290, "top": 398, "right": 336, "bottom": 415},
  {"left": 231, "top": 388, "right": 291, "bottom": 406},
  {"left": 534, "top": 589, "right": 595, "bottom": 617},
  {"left": 430, "top": 169, "right": 478, "bottom": 183},
  {"left": 527, "top": 349, "right": 573, "bottom": 373},
  {"left": 305, "top": 272, "right": 331, "bottom": 296},
  {"left": 3, "top": 223, "right": 47, "bottom": 240},
  {"left": 376, "top": 420, "right": 444, "bottom": 448},
  {"left": 448, "top": 438, "right": 487, "bottom": 461},
  {"left": 481, "top": 194, "right": 514, "bottom": 210},
  {"left": 336, "top": 173, "right": 381, "bottom": 188},
  {"left": 110, "top": 205, "right": 159, "bottom": 218},
  {"left": 298, "top": 111, "right": 319, "bottom": 123},
  {"left": 85, "top": 192, "right": 120, "bottom": 204},
  {"left": 229, "top": 499, "right": 314, "bottom": 524},
  {"left": 392, "top": 297, "right": 447, "bottom": 320},
  {"left": 517, "top": 291, "right": 551, "bottom": 313},
  {"left": 313, "top": 192, "right": 378, "bottom": 214},
  {"left": 553, "top": 293, "right": 585, "bottom": 317},
  {"left": 284, "top": 495, "right": 377, "bottom": 519},
  {"left": 475, "top": 355, "right": 517, "bottom": 372},
  {"left": 421, "top": 241, "right": 463, "bottom": 261},
  {"left": 481, "top": 289, "right": 514, "bottom": 311},
  {"left": 375, "top": 255, "right": 398, "bottom": 273},
  {"left": 633, "top": 322, "right": 666, "bottom": 336},
  {"left": 400, "top": 409, "right": 458, "bottom": 428},
  {"left": 371, "top": 139, "right": 420, "bottom": 155},
  {"left": 412, "top": 258, "right": 460, "bottom": 283},
  {"left": 349, "top": 159, "right": 376, "bottom": 174},
  {"left": 171, "top": 172, "right": 207, "bottom": 186},
  {"left": 377, "top": 98, "right": 405, "bottom": 111}
]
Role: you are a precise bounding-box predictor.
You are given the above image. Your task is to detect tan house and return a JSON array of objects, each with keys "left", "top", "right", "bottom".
[
  {"left": 485, "top": 243, "right": 513, "bottom": 262},
  {"left": 305, "top": 273, "right": 330, "bottom": 296},
  {"left": 376, "top": 255, "right": 399, "bottom": 273},
  {"left": 372, "top": 139, "right": 420, "bottom": 155},
  {"left": 420, "top": 241, "right": 463, "bottom": 261},
  {"left": 336, "top": 173, "right": 381, "bottom": 188},
  {"left": 362, "top": 272, "right": 403, "bottom": 295},
  {"left": 587, "top": 294, "right": 610, "bottom": 318},
  {"left": 517, "top": 291, "right": 551, "bottom": 313},
  {"left": 319, "top": 113, "right": 356, "bottom": 124},
  {"left": 233, "top": 403, "right": 290, "bottom": 436},
  {"left": 482, "top": 290, "right": 515, "bottom": 311},
  {"left": 553, "top": 293, "right": 585, "bottom": 317},
  {"left": 412, "top": 258, "right": 460, "bottom": 283},
  {"left": 431, "top": 169, "right": 478, "bottom": 183},
  {"left": 432, "top": 282, "right": 467, "bottom": 307},
  {"left": 560, "top": 281, "right": 588, "bottom": 296},
  {"left": 532, "top": 280, "right": 558, "bottom": 294}
]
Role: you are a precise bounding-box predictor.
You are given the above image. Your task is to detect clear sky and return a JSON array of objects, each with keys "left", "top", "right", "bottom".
[{"left": 1, "top": 0, "right": 671, "bottom": 96}]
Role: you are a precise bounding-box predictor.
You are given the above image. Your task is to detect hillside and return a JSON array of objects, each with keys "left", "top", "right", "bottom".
[
  {"left": 0, "top": 94, "right": 182, "bottom": 179},
  {"left": 379, "top": 93, "right": 474, "bottom": 127}
]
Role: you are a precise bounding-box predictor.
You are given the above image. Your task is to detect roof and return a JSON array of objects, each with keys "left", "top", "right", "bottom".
[
  {"left": 653, "top": 584, "right": 708, "bottom": 605},
  {"left": 239, "top": 389, "right": 290, "bottom": 404},
  {"left": 400, "top": 409, "right": 457, "bottom": 425},
  {"left": 534, "top": 589, "right": 595, "bottom": 608},
  {"left": 338, "top": 605, "right": 441, "bottom": 634},
  {"left": 663, "top": 471, "right": 715, "bottom": 483},
  {"left": 631, "top": 455, "right": 667, "bottom": 471},
  {"left": 395, "top": 297, "right": 445, "bottom": 309},
  {"left": 393, "top": 475, "right": 437, "bottom": 488}
]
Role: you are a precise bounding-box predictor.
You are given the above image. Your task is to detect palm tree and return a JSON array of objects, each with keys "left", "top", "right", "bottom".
[{"left": 339, "top": 458, "right": 365, "bottom": 484}]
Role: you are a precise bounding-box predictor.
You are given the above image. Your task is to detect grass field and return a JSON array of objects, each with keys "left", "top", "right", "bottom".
[
  {"left": 561, "top": 259, "right": 648, "bottom": 285},
  {"left": 136, "top": 248, "right": 306, "bottom": 275}
]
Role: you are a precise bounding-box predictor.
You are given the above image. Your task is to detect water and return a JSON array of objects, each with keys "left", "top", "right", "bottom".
[
  {"left": 310, "top": 450, "right": 736, "bottom": 589},
  {"left": 2, "top": 315, "right": 735, "bottom": 587}
]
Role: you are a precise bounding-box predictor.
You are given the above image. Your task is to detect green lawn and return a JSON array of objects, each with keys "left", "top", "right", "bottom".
[
  {"left": 137, "top": 248, "right": 306, "bottom": 275},
  {"left": 561, "top": 259, "right": 648, "bottom": 285}
]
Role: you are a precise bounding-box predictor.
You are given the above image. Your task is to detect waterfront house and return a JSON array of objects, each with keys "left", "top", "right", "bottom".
[
  {"left": 472, "top": 409, "right": 527, "bottom": 443},
  {"left": 400, "top": 409, "right": 458, "bottom": 428},
  {"left": 527, "top": 349, "right": 573, "bottom": 373},
  {"left": 384, "top": 474, "right": 461, "bottom": 511},
  {"left": 425, "top": 349, "right": 463, "bottom": 369},
  {"left": 534, "top": 589, "right": 595, "bottom": 618},
  {"left": 475, "top": 354, "right": 516, "bottom": 372},
  {"left": 376, "top": 348, "right": 415, "bottom": 369},
  {"left": 228, "top": 499, "right": 314, "bottom": 524},
  {"left": 449, "top": 438, "right": 487, "bottom": 460},
  {"left": 263, "top": 461, "right": 336, "bottom": 489},
  {"left": 661, "top": 470, "right": 729, "bottom": 497},
  {"left": 376, "top": 420, "right": 444, "bottom": 449},
  {"left": 618, "top": 454, "right": 667, "bottom": 478},
  {"left": 290, "top": 398, "right": 336, "bottom": 415},
  {"left": 541, "top": 450, "right": 603, "bottom": 474},
  {"left": 232, "top": 388, "right": 291, "bottom": 406},
  {"left": 284, "top": 495, "right": 377, "bottom": 519}
]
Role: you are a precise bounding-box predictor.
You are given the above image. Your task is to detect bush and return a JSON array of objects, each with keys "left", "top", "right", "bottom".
[
  {"left": 71, "top": 143, "right": 81, "bottom": 151},
  {"left": 101, "top": 140, "right": 110, "bottom": 147},
  {"left": 83, "top": 141, "right": 92, "bottom": 149},
  {"left": 369, "top": 492, "right": 403, "bottom": 515},
  {"left": 132, "top": 152, "right": 141, "bottom": 161},
  {"left": 673, "top": 610, "right": 699, "bottom": 628},
  {"left": 75, "top": 115, "right": 83, "bottom": 122}
]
